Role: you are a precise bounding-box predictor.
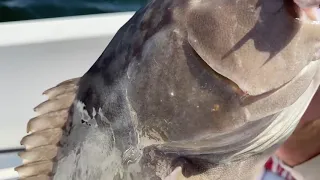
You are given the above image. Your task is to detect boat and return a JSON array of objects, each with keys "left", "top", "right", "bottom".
[{"left": 0, "top": 12, "right": 135, "bottom": 180}]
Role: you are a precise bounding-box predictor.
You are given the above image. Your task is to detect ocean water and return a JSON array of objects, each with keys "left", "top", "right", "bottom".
[{"left": 0, "top": 0, "right": 148, "bottom": 22}]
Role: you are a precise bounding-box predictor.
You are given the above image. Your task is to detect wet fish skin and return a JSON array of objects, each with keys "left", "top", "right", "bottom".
[
  {"left": 18, "top": 0, "right": 320, "bottom": 180},
  {"left": 54, "top": 0, "right": 320, "bottom": 179}
]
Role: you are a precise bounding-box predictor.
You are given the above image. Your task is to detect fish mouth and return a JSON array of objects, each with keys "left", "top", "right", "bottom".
[{"left": 287, "top": 0, "right": 320, "bottom": 23}]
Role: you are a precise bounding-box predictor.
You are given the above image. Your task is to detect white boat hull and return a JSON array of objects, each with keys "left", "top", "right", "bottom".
[{"left": 0, "top": 12, "right": 134, "bottom": 179}]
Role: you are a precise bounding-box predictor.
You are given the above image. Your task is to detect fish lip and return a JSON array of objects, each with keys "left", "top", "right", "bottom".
[
  {"left": 297, "top": 8, "right": 320, "bottom": 24},
  {"left": 290, "top": 0, "right": 320, "bottom": 24},
  {"left": 293, "top": 0, "right": 320, "bottom": 9}
]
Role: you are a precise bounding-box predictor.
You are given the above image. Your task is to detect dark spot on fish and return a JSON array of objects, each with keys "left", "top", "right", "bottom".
[
  {"left": 72, "top": 172, "right": 77, "bottom": 180},
  {"left": 81, "top": 119, "right": 92, "bottom": 126},
  {"left": 150, "top": 177, "right": 161, "bottom": 180},
  {"left": 129, "top": 173, "right": 134, "bottom": 180},
  {"left": 64, "top": 104, "right": 75, "bottom": 135},
  {"left": 171, "top": 157, "right": 215, "bottom": 178},
  {"left": 77, "top": 78, "right": 103, "bottom": 117},
  {"left": 113, "top": 172, "right": 122, "bottom": 180},
  {"left": 131, "top": 0, "right": 173, "bottom": 58},
  {"left": 76, "top": 148, "right": 81, "bottom": 155}
]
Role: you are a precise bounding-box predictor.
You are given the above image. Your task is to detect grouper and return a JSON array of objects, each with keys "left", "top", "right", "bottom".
[{"left": 14, "top": 0, "right": 320, "bottom": 179}]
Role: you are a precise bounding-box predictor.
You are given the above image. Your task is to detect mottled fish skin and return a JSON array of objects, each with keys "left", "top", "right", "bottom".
[{"left": 21, "top": 0, "right": 320, "bottom": 180}]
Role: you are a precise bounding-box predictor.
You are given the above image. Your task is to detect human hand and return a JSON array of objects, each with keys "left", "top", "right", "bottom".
[{"left": 276, "top": 89, "right": 320, "bottom": 167}]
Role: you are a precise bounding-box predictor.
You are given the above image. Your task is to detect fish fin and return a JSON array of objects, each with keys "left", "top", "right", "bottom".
[
  {"left": 34, "top": 92, "right": 76, "bottom": 114},
  {"left": 20, "top": 128, "right": 63, "bottom": 150},
  {"left": 20, "top": 174, "right": 52, "bottom": 180},
  {"left": 18, "top": 145, "right": 59, "bottom": 164},
  {"left": 43, "top": 78, "right": 80, "bottom": 99},
  {"left": 16, "top": 77, "right": 79, "bottom": 179},
  {"left": 27, "top": 109, "right": 69, "bottom": 133},
  {"left": 15, "top": 161, "right": 53, "bottom": 179}
]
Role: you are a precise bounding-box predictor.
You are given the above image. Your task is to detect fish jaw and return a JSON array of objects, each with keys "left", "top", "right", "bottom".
[
  {"left": 286, "top": 0, "right": 320, "bottom": 23},
  {"left": 295, "top": 3, "right": 320, "bottom": 60},
  {"left": 298, "top": 6, "right": 320, "bottom": 23}
]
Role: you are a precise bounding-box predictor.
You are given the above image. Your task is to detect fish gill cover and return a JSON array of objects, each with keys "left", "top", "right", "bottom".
[{"left": 0, "top": 0, "right": 148, "bottom": 22}]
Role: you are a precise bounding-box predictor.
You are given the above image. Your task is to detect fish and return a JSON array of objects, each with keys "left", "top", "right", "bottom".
[{"left": 15, "top": 0, "right": 320, "bottom": 179}]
